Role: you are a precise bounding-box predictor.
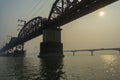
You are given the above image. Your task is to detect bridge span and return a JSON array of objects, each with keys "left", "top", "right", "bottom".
[
  {"left": 0, "top": 0, "right": 118, "bottom": 58},
  {"left": 64, "top": 48, "right": 120, "bottom": 56}
]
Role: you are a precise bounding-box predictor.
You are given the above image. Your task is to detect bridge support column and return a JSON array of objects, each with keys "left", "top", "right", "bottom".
[
  {"left": 73, "top": 52, "right": 75, "bottom": 56},
  {"left": 38, "top": 27, "right": 63, "bottom": 58},
  {"left": 91, "top": 51, "right": 94, "bottom": 56},
  {"left": 13, "top": 44, "right": 25, "bottom": 57}
]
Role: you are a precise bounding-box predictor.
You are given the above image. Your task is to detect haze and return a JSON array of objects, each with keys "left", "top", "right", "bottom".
[{"left": 0, "top": 0, "right": 120, "bottom": 56}]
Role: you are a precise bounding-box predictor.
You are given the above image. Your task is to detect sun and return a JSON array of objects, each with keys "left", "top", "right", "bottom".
[{"left": 99, "top": 11, "right": 105, "bottom": 16}]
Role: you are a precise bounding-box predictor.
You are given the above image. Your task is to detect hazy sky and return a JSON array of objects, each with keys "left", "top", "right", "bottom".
[{"left": 0, "top": 0, "right": 120, "bottom": 55}]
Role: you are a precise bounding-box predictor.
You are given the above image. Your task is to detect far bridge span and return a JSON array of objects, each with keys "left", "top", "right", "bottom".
[{"left": 64, "top": 48, "right": 120, "bottom": 56}]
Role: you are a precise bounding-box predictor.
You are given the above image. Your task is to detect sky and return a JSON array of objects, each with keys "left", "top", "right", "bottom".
[{"left": 0, "top": 0, "right": 120, "bottom": 56}]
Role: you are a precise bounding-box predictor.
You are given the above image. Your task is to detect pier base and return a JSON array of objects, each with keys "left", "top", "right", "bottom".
[
  {"left": 13, "top": 50, "right": 25, "bottom": 57},
  {"left": 1, "top": 44, "right": 26, "bottom": 57},
  {"left": 38, "top": 42, "right": 63, "bottom": 58},
  {"left": 13, "top": 44, "right": 25, "bottom": 57}
]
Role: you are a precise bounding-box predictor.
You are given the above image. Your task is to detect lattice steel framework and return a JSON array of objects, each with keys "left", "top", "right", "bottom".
[
  {"left": 0, "top": 0, "right": 118, "bottom": 52},
  {"left": 17, "top": 17, "right": 48, "bottom": 43}
]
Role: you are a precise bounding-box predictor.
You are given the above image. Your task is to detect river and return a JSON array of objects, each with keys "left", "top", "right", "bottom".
[{"left": 0, "top": 53, "right": 120, "bottom": 80}]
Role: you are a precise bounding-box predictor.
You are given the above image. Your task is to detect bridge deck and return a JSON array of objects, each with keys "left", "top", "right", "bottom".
[{"left": 64, "top": 48, "right": 120, "bottom": 52}]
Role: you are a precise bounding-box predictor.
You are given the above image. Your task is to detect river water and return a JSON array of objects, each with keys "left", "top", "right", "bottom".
[{"left": 0, "top": 53, "right": 120, "bottom": 80}]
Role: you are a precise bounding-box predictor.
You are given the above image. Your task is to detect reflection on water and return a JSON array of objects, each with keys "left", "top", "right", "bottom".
[
  {"left": 101, "top": 55, "right": 120, "bottom": 80},
  {"left": 0, "top": 57, "right": 65, "bottom": 80},
  {"left": 0, "top": 55, "right": 120, "bottom": 80},
  {"left": 39, "top": 58, "right": 65, "bottom": 80},
  {"left": 101, "top": 55, "right": 116, "bottom": 64}
]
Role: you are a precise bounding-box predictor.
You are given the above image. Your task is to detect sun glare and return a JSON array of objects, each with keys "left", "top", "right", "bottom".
[
  {"left": 101, "top": 55, "right": 115, "bottom": 64},
  {"left": 99, "top": 11, "right": 105, "bottom": 16}
]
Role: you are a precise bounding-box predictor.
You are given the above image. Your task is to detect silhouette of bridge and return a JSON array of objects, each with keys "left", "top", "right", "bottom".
[
  {"left": 64, "top": 48, "right": 120, "bottom": 56},
  {"left": 0, "top": 0, "right": 118, "bottom": 57}
]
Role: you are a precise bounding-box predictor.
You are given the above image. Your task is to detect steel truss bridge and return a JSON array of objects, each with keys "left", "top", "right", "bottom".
[{"left": 0, "top": 0, "right": 118, "bottom": 57}]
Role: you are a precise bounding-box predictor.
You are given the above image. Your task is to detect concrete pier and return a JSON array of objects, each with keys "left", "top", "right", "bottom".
[
  {"left": 39, "top": 27, "right": 63, "bottom": 58},
  {"left": 4, "top": 44, "right": 25, "bottom": 57},
  {"left": 13, "top": 44, "right": 25, "bottom": 57}
]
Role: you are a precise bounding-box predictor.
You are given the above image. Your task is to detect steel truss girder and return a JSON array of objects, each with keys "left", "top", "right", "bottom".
[
  {"left": 18, "top": 17, "right": 47, "bottom": 43},
  {"left": 48, "top": 0, "right": 89, "bottom": 20},
  {"left": 48, "top": 0, "right": 118, "bottom": 26}
]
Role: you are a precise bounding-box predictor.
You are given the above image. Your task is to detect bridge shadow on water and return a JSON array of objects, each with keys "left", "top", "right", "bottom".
[{"left": 38, "top": 57, "right": 65, "bottom": 80}]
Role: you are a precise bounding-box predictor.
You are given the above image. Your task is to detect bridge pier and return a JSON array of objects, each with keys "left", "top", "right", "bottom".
[
  {"left": 72, "top": 51, "right": 75, "bottom": 56},
  {"left": 90, "top": 51, "right": 94, "bottom": 56},
  {"left": 10, "top": 44, "right": 25, "bottom": 57},
  {"left": 38, "top": 27, "right": 63, "bottom": 58},
  {"left": 13, "top": 44, "right": 25, "bottom": 56}
]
